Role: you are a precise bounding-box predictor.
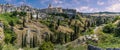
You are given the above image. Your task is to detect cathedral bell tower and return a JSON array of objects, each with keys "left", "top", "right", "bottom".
[{"left": 48, "top": 4, "right": 52, "bottom": 8}]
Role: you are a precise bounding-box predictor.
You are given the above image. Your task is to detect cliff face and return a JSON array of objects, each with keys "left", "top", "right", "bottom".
[
  {"left": 14, "top": 21, "right": 53, "bottom": 47},
  {"left": 0, "top": 23, "right": 4, "bottom": 45}
]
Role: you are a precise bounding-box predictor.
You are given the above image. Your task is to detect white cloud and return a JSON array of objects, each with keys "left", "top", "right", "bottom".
[
  {"left": 4, "top": 0, "right": 14, "bottom": 2},
  {"left": 106, "top": 3, "right": 120, "bottom": 12},
  {"left": 108, "top": 0, "right": 120, "bottom": 4},
  {"left": 97, "top": 1, "right": 104, "bottom": 5},
  {"left": 105, "top": 0, "right": 120, "bottom": 12},
  {"left": 53, "top": 0, "right": 63, "bottom": 4},
  {"left": 75, "top": 6, "right": 99, "bottom": 12},
  {"left": 40, "top": 0, "right": 49, "bottom": 4}
]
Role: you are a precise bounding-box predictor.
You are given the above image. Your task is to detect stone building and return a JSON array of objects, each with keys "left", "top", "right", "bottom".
[
  {"left": 63, "top": 9, "right": 77, "bottom": 18},
  {"left": 47, "top": 4, "right": 63, "bottom": 13},
  {"left": 40, "top": 4, "right": 76, "bottom": 18},
  {"left": 40, "top": 4, "right": 63, "bottom": 13},
  {"left": 0, "top": 3, "right": 16, "bottom": 13}
]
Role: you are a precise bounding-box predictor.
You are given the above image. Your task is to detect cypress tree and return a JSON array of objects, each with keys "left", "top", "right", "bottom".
[
  {"left": 23, "top": 17, "right": 26, "bottom": 27},
  {"left": 73, "top": 21, "right": 79, "bottom": 40},
  {"left": 36, "top": 12, "right": 39, "bottom": 20},
  {"left": 57, "top": 19, "right": 60, "bottom": 26},
  {"left": 23, "top": 34, "right": 27, "bottom": 47},
  {"left": 65, "top": 33, "right": 68, "bottom": 43},
  {"left": 35, "top": 35, "right": 38, "bottom": 47},
  {"left": 30, "top": 38, "right": 33, "bottom": 48},
  {"left": 33, "top": 36, "right": 36, "bottom": 48},
  {"left": 70, "top": 33, "right": 73, "bottom": 41},
  {"left": 58, "top": 32, "right": 65, "bottom": 44},
  {"left": 21, "top": 33, "right": 24, "bottom": 48},
  {"left": 45, "top": 34, "right": 50, "bottom": 42},
  {"left": 50, "top": 34, "right": 53, "bottom": 43},
  {"left": 30, "top": 13, "right": 33, "bottom": 20}
]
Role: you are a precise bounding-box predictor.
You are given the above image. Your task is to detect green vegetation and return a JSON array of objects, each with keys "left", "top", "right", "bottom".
[
  {"left": 39, "top": 42, "right": 54, "bottom": 50},
  {"left": 1, "top": 13, "right": 18, "bottom": 44},
  {"left": 0, "top": 13, "right": 19, "bottom": 25},
  {"left": 103, "top": 23, "right": 115, "bottom": 33},
  {"left": 1, "top": 11, "right": 120, "bottom": 50}
]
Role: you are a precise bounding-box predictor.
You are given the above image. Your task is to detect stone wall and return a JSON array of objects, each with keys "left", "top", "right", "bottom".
[
  {"left": 88, "top": 45, "right": 120, "bottom": 50},
  {"left": 88, "top": 45, "right": 103, "bottom": 50}
]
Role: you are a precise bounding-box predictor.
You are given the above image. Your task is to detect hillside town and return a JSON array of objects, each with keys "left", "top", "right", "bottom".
[{"left": 0, "top": 3, "right": 77, "bottom": 19}]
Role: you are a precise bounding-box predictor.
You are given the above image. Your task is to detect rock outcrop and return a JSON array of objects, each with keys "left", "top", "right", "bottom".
[{"left": 0, "top": 22, "right": 4, "bottom": 45}]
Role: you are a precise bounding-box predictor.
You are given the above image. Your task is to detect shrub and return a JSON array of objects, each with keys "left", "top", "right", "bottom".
[
  {"left": 103, "top": 23, "right": 115, "bottom": 33},
  {"left": 39, "top": 42, "right": 54, "bottom": 50},
  {"left": 4, "top": 25, "right": 16, "bottom": 44},
  {"left": 114, "top": 27, "right": 120, "bottom": 37}
]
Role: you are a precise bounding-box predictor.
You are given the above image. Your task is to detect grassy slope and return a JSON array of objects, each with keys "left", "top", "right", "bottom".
[{"left": 0, "top": 13, "right": 19, "bottom": 26}]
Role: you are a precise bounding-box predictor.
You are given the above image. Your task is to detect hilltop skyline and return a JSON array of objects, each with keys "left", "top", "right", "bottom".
[{"left": 0, "top": 0, "right": 120, "bottom": 13}]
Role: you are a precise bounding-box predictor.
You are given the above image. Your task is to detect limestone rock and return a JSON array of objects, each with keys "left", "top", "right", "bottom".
[{"left": 0, "top": 23, "right": 4, "bottom": 44}]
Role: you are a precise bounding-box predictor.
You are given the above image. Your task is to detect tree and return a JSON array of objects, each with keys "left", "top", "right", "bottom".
[
  {"left": 21, "top": 33, "right": 27, "bottom": 48},
  {"left": 114, "top": 27, "right": 120, "bottom": 37},
  {"left": 29, "top": 35, "right": 38, "bottom": 48},
  {"left": 21, "top": 33, "right": 24, "bottom": 48},
  {"left": 9, "top": 20, "right": 14, "bottom": 32},
  {"left": 30, "top": 38, "right": 33, "bottom": 48},
  {"left": 113, "top": 16, "right": 120, "bottom": 22},
  {"left": 117, "top": 21, "right": 120, "bottom": 27},
  {"left": 30, "top": 13, "right": 33, "bottom": 20},
  {"left": 11, "top": 11, "right": 19, "bottom": 17},
  {"left": 24, "top": 34, "right": 27, "bottom": 47},
  {"left": 9, "top": 20, "right": 14, "bottom": 26},
  {"left": 70, "top": 33, "right": 74, "bottom": 41},
  {"left": 50, "top": 34, "right": 53, "bottom": 43},
  {"left": 10, "top": 32, "right": 16, "bottom": 44},
  {"left": 4, "top": 25, "right": 16, "bottom": 44},
  {"left": 36, "top": 12, "right": 39, "bottom": 20},
  {"left": 39, "top": 42, "right": 54, "bottom": 50},
  {"left": 56, "top": 32, "right": 65, "bottom": 44},
  {"left": 73, "top": 21, "right": 80, "bottom": 40},
  {"left": 0, "top": 44, "right": 3, "bottom": 50},
  {"left": 33, "top": 36, "right": 35, "bottom": 48},
  {"left": 45, "top": 34, "right": 50, "bottom": 42},
  {"left": 50, "top": 33, "right": 57, "bottom": 43},
  {"left": 68, "top": 18, "right": 72, "bottom": 26},
  {"left": 57, "top": 19, "right": 60, "bottom": 26},
  {"left": 65, "top": 33, "right": 69, "bottom": 43},
  {"left": 19, "top": 12, "right": 27, "bottom": 27},
  {"left": 103, "top": 23, "right": 115, "bottom": 33},
  {"left": 23, "top": 18, "right": 26, "bottom": 27}
]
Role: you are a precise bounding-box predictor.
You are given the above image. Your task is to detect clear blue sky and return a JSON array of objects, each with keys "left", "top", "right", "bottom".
[{"left": 1, "top": 0, "right": 120, "bottom": 12}]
